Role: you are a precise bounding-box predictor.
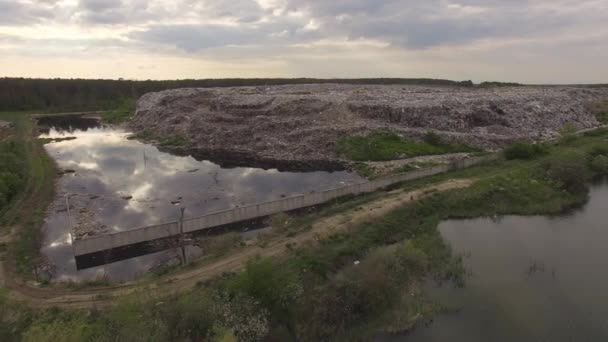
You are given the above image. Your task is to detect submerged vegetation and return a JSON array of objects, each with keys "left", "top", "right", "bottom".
[
  {"left": 1, "top": 126, "right": 607, "bottom": 341},
  {"left": 337, "top": 131, "right": 478, "bottom": 161}
]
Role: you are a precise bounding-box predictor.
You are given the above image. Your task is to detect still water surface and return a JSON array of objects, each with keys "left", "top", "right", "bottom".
[
  {"left": 38, "top": 117, "right": 363, "bottom": 282},
  {"left": 396, "top": 179, "right": 608, "bottom": 342}
]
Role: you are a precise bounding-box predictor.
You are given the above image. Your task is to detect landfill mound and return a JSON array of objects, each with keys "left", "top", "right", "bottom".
[{"left": 131, "top": 84, "right": 608, "bottom": 166}]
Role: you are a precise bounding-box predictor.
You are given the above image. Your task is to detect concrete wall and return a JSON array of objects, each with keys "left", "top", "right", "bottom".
[
  {"left": 73, "top": 153, "right": 499, "bottom": 256},
  {"left": 73, "top": 222, "right": 180, "bottom": 257}
]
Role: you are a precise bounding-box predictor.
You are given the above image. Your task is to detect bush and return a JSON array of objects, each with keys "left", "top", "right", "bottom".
[
  {"left": 270, "top": 212, "right": 291, "bottom": 234},
  {"left": 560, "top": 122, "right": 578, "bottom": 136},
  {"left": 543, "top": 151, "right": 590, "bottom": 193},
  {"left": 159, "top": 292, "right": 217, "bottom": 341},
  {"left": 201, "top": 233, "right": 243, "bottom": 257},
  {"left": 294, "top": 241, "right": 432, "bottom": 340},
  {"left": 589, "top": 145, "right": 608, "bottom": 158},
  {"left": 423, "top": 131, "right": 442, "bottom": 146},
  {"left": 559, "top": 123, "right": 579, "bottom": 143},
  {"left": 504, "top": 142, "right": 547, "bottom": 160},
  {"left": 226, "top": 258, "right": 302, "bottom": 337},
  {"left": 590, "top": 155, "right": 608, "bottom": 174}
]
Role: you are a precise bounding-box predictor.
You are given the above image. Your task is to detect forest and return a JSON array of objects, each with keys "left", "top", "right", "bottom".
[{"left": 0, "top": 77, "right": 474, "bottom": 112}]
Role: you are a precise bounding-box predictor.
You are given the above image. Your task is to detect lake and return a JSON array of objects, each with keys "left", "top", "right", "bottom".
[{"left": 396, "top": 179, "right": 608, "bottom": 341}]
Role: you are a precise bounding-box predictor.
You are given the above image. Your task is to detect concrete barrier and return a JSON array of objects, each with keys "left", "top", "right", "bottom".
[{"left": 72, "top": 153, "right": 500, "bottom": 256}]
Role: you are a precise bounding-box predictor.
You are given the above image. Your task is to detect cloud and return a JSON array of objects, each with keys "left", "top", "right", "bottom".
[
  {"left": 276, "top": 0, "right": 608, "bottom": 49},
  {"left": 80, "top": 0, "right": 123, "bottom": 12},
  {"left": 0, "top": 0, "right": 56, "bottom": 25},
  {"left": 114, "top": 0, "right": 608, "bottom": 53},
  {"left": 130, "top": 25, "right": 257, "bottom": 52},
  {"left": 0, "top": 0, "right": 607, "bottom": 82}
]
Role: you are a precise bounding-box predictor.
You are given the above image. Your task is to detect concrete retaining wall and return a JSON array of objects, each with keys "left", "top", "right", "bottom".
[{"left": 73, "top": 153, "right": 499, "bottom": 256}]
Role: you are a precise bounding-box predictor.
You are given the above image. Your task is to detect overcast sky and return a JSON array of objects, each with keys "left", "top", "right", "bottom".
[{"left": 0, "top": 0, "right": 606, "bottom": 83}]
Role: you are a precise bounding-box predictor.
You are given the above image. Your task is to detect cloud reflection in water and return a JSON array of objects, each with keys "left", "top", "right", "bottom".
[{"left": 39, "top": 124, "right": 363, "bottom": 282}]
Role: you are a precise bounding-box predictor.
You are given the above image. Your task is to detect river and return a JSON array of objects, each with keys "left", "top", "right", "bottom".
[
  {"left": 389, "top": 179, "right": 608, "bottom": 341},
  {"left": 37, "top": 116, "right": 363, "bottom": 282}
]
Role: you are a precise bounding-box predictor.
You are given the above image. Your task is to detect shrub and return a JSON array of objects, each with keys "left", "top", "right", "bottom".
[
  {"left": 423, "top": 131, "right": 442, "bottom": 146},
  {"left": 159, "top": 292, "right": 217, "bottom": 341},
  {"left": 560, "top": 122, "right": 578, "bottom": 136},
  {"left": 543, "top": 151, "right": 590, "bottom": 193},
  {"left": 202, "top": 233, "right": 243, "bottom": 257},
  {"left": 294, "top": 241, "right": 431, "bottom": 340},
  {"left": 504, "top": 142, "right": 547, "bottom": 160},
  {"left": 559, "top": 122, "right": 579, "bottom": 143},
  {"left": 589, "top": 145, "right": 608, "bottom": 158},
  {"left": 270, "top": 212, "right": 291, "bottom": 234},
  {"left": 590, "top": 155, "right": 608, "bottom": 174},
  {"left": 226, "top": 258, "right": 302, "bottom": 336}
]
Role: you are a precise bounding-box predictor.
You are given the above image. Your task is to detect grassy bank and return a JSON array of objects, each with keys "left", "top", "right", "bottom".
[
  {"left": 0, "top": 112, "right": 57, "bottom": 276},
  {"left": 1, "top": 130, "right": 608, "bottom": 341},
  {"left": 101, "top": 98, "right": 135, "bottom": 124},
  {"left": 337, "top": 131, "right": 478, "bottom": 161}
]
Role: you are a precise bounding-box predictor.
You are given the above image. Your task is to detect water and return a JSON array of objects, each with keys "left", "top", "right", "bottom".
[
  {"left": 395, "top": 179, "right": 608, "bottom": 342},
  {"left": 37, "top": 117, "right": 363, "bottom": 282}
]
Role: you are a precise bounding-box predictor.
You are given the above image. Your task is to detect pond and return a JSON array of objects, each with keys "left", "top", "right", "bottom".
[
  {"left": 395, "top": 179, "right": 608, "bottom": 341},
  {"left": 37, "top": 116, "right": 364, "bottom": 282}
]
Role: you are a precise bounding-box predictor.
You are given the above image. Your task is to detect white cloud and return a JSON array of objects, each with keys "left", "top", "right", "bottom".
[{"left": 0, "top": 0, "right": 606, "bottom": 83}]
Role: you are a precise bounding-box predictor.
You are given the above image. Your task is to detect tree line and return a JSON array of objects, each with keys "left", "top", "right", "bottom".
[{"left": 0, "top": 77, "right": 474, "bottom": 112}]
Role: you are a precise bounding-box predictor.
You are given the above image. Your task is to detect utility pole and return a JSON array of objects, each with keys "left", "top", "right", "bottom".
[{"left": 179, "top": 207, "right": 187, "bottom": 265}]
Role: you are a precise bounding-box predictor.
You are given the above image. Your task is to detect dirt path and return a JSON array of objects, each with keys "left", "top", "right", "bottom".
[{"left": 0, "top": 178, "right": 473, "bottom": 309}]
